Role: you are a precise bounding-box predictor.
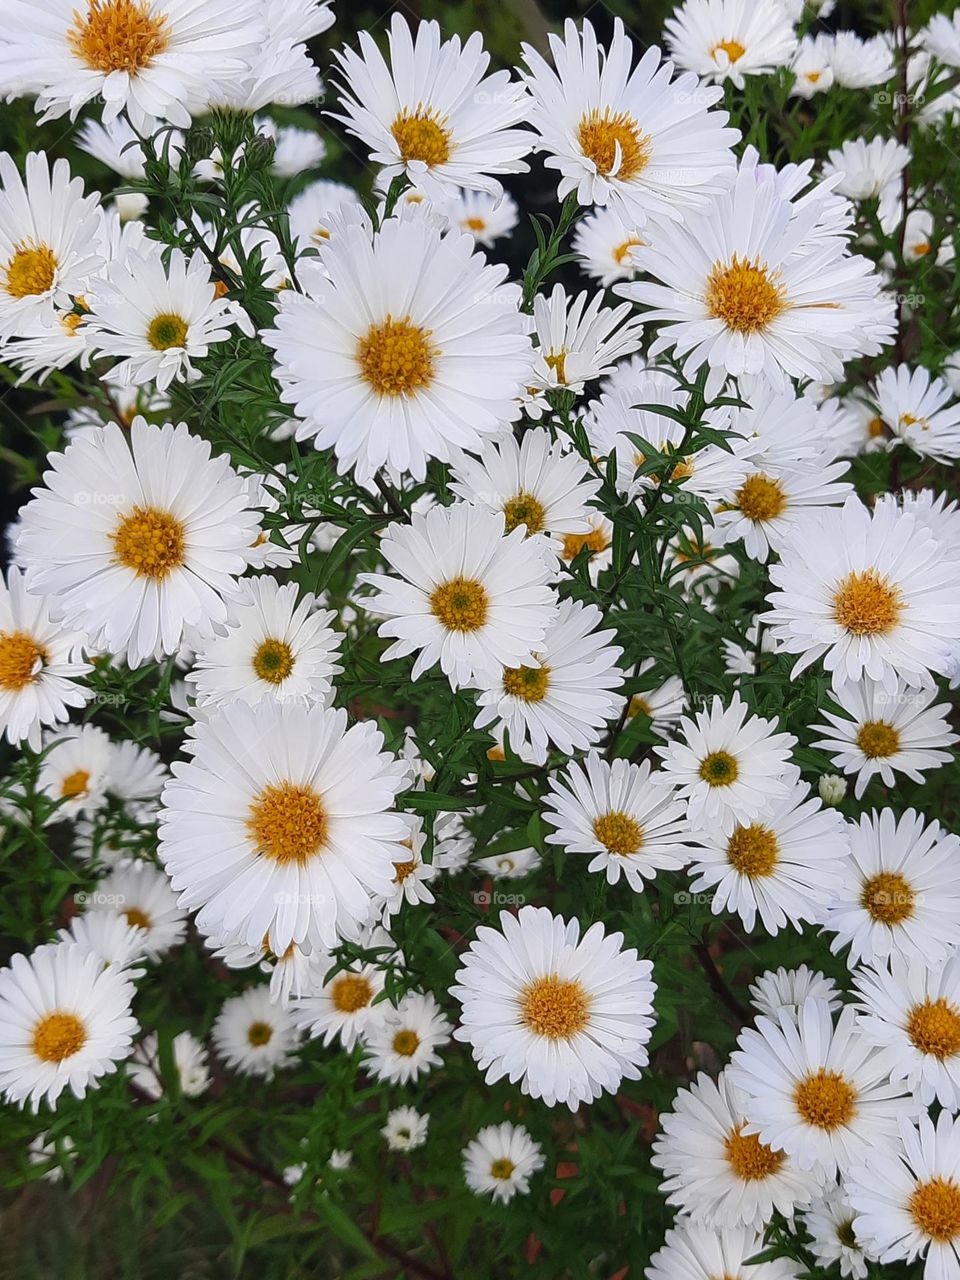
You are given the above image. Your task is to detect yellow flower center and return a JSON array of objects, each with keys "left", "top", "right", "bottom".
[
  {"left": 111, "top": 505, "right": 185, "bottom": 580},
  {"left": 61, "top": 769, "right": 91, "bottom": 799},
  {"left": 793, "top": 1069, "right": 857, "bottom": 1130},
  {"left": 613, "top": 236, "right": 643, "bottom": 265},
  {"left": 907, "top": 998, "right": 960, "bottom": 1060},
  {"left": 247, "top": 1020, "right": 273, "bottom": 1047},
  {"left": 357, "top": 315, "right": 436, "bottom": 397},
  {"left": 68, "top": 0, "right": 169, "bottom": 74},
  {"left": 465, "top": 217, "right": 486, "bottom": 232},
  {"left": 736, "top": 473, "right": 787, "bottom": 523},
  {"left": 706, "top": 255, "right": 787, "bottom": 334},
  {"left": 519, "top": 974, "right": 591, "bottom": 1040},
  {"left": 0, "top": 632, "right": 48, "bottom": 692},
  {"left": 502, "top": 492, "right": 546, "bottom": 536},
  {"left": 577, "top": 109, "right": 652, "bottom": 183},
  {"left": 910, "top": 1177, "right": 960, "bottom": 1243},
  {"left": 490, "top": 1157, "right": 515, "bottom": 1180},
  {"left": 247, "top": 781, "right": 328, "bottom": 866},
  {"left": 122, "top": 907, "right": 152, "bottom": 930},
  {"left": 726, "top": 823, "right": 779, "bottom": 877},
  {"left": 856, "top": 720, "right": 900, "bottom": 759},
  {"left": 31, "top": 1011, "right": 87, "bottom": 1063},
  {"left": 628, "top": 695, "right": 652, "bottom": 719},
  {"left": 562, "top": 528, "right": 610, "bottom": 562},
  {"left": 330, "top": 974, "right": 373, "bottom": 1014},
  {"left": 392, "top": 1029, "right": 420, "bottom": 1057},
  {"left": 544, "top": 349, "right": 568, "bottom": 385},
  {"left": 711, "top": 38, "right": 747, "bottom": 63},
  {"left": 836, "top": 1219, "right": 858, "bottom": 1249},
  {"left": 393, "top": 858, "right": 417, "bottom": 884},
  {"left": 867, "top": 416, "right": 886, "bottom": 439},
  {"left": 146, "top": 312, "right": 188, "bottom": 350},
  {"left": 4, "top": 241, "right": 57, "bottom": 299},
  {"left": 832, "top": 570, "right": 902, "bottom": 637},
  {"left": 860, "top": 870, "right": 915, "bottom": 924},
  {"left": 806, "top": 70, "right": 822, "bottom": 84},
  {"left": 723, "top": 1124, "right": 785, "bottom": 1181},
  {"left": 429, "top": 576, "right": 488, "bottom": 633},
  {"left": 253, "top": 638, "right": 295, "bottom": 685},
  {"left": 502, "top": 665, "right": 550, "bottom": 702},
  {"left": 699, "top": 750, "right": 739, "bottom": 788},
  {"left": 593, "top": 811, "right": 644, "bottom": 856},
  {"left": 390, "top": 107, "right": 452, "bottom": 167}
]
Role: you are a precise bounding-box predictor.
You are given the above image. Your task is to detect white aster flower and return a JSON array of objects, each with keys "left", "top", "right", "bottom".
[
  {"left": 647, "top": 1223, "right": 801, "bottom": 1280},
  {"left": 521, "top": 18, "right": 737, "bottom": 225},
  {"left": 822, "top": 137, "right": 910, "bottom": 235},
  {"left": 289, "top": 951, "right": 388, "bottom": 1051},
  {"left": 90, "top": 860, "right": 187, "bottom": 959},
  {"left": 287, "top": 179, "right": 362, "bottom": 253},
  {"left": 872, "top": 364, "right": 960, "bottom": 464},
  {"left": 558, "top": 512, "right": 615, "bottom": 583},
  {"left": 652, "top": 693, "right": 797, "bottom": 836},
  {"left": 379, "top": 816, "right": 440, "bottom": 918},
  {"left": 462, "top": 1122, "right": 544, "bottom": 1204},
  {"left": 211, "top": 984, "right": 300, "bottom": 1079},
  {"left": 790, "top": 34, "right": 835, "bottom": 98},
  {"left": 382, "top": 1105, "right": 429, "bottom": 1152},
  {"left": 361, "top": 502, "right": 557, "bottom": 687},
  {"left": 361, "top": 990, "right": 452, "bottom": 1084},
  {"left": 158, "top": 700, "right": 410, "bottom": 954},
  {"left": 651, "top": 1069, "right": 821, "bottom": 1229},
  {"left": 749, "top": 966, "right": 842, "bottom": 1023},
  {"left": 208, "top": 0, "right": 330, "bottom": 113},
  {"left": 721, "top": 621, "right": 778, "bottom": 679},
  {"left": 27, "top": 1131, "right": 76, "bottom": 1182},
  {"left": 876, "top": 488, "right": 960, "bottom": 555},
  {"left": 57, "top": 910, "right": 147, "bottom": 977},
  {"left": 0, "top": 942, "right": 137, "bottom": 1110},
  {"left": 38, "top": 723, "right": 114, "bottom": 821},
  {"left": 331, "top": 14, "right": 531, "bottom": 200},
  {"left": 128, "top": 1030, "right": 209, "bottom": 1099},
  {"left": 801, "top": 1191, "right": 870, "bottom": 1279},
  {"left": 712, "top": 462, "right": 853, "bottom": 562},
  {"left": 829, "top": 32, "right": 895, "bottom": 89},
  {"left": 925, "top": 10, "right": 960, "bottom": 67},
  {"left": 572, "top": 206, "right": 646, "bottom": 287},
  {"left": 665, "top": 0, "right": 798, "bottom": 88},
  {"left": 473, "top": 846, "right": 540, "bottom": 880},
  {"left": 443, "top": 188, "right": 518, "bottom": 248},
  {"left": 543, "top": 753, "right": 694, "bottom": 889},
  {"left": 452, "top": 904, "right": 657, "bottom": 1110},
  {"left": 821, "top": 808, "right": 960, "bottom": 968},
  {"left": 626, "top": 658, "right": 686, "bottom": 736}
]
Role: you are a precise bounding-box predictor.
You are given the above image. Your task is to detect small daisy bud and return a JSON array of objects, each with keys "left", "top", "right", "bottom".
[{"left": 819, "top": 774, "right": 847, "bottom": 806}]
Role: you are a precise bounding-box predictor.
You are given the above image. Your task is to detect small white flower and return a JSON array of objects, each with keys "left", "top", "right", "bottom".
[
  {"left": 382, "top": 1105, "right": 429, "bottom": 1152},
  {"left": 361, "top": 990, "right": 452, "bottom": 1084},
  {"left": 462, "top": 1122, "right": 544, "bottom": 1204},
  {"left": 748, "top": 966, "right": 842, "bottom": 1023},
  {"left": 212, "top": 985, "right": 300, "bottom": 1079},
  {"left": 128, "top": 1030, "right": 209, "bottom": 1100}
]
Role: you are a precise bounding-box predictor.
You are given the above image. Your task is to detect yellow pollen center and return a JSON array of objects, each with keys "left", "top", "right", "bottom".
[
  {"left": 465, "top": 217, "right": 486, "bottom": 232},
  {"left": 122, "top": 907, "right": 152, "bottom": 930},
  {"left": 0, "top": 631, "right": 48, "bottom": 691},
  {"left": 247, "top": 1020, "right": 273, "bottom": 1047},
  {"left": 330, "top": 974, "right": 373, "bottom": 1014},
  {"left": 613, "top": 237, "right": 643, "bottom": 265},
  {"left": 61, "top": 769, "right": 91, "bottom": 799},
  {"left": 593, "top": 811, "right": 644, "bottom": 856},
  {"left": 253, "top": 638, "right": 295, "bottom": 685},
  {"left": 908, "top": 998, "right": 960, "bottom": 1060},
  {"left": 111, "top": 505, "right": 185, "bottom": 580},
  {"left": 502, "top": 665, "right": 550, "bottom": 702},
  {"left": 736, "top": 473, "right": 787, "bottom": 522},
  {"left": 856, "top": 720, "right": 900, "bottom": 759},
  {"left": 544, "top": 349, "right": 568, "bottom": 384},
  {"left": 146, "top": 312, "right": 188, "bottom": 350},
  {"left": 62, "top": 311, "right": 85, "bottom": 336},
  {"left": 392, "top": 1029, "right": 420, "bottom": 1057},
  {"left": 628, "top": 695, "right": 652, "bottom": 719},
  {"left": 913, "top": 242, "right": 931, "bottom": 257},
  {"left": 486, "top": 744, "right": 506, "bottom": 761},
  {"left": 247, "top": 781, "right": 328, "bottom": 866},
  {"left": 832, "top": 570, "right": 902, "bottom": 637},
  {"left": 429, "top": 576, "right": 488, "bottom": 633},
  {"left": 577, "top": 109, "right": 652, "bottom": 183},
  {"left": 910, "top": 1178, "right": 960, "bottom": 1242},
  {"left": 706, "top": 255, "right": 787, "bottom": 334},
  {"left": 861, "top": 870, "right": 915, "bottom": 924},
  {"left": 490, "top": 1158, "right": 515, "bottom": 1180},
  {"left": 502, "top": 492, "right": 546, "bottom": 536},
  {"left": 357, "top": 314, "right": 435, "bottom": 397},
  {"left": 867, "top": 416, "right": 886, "bottom": 439},
  {"left": 699, "top": 750, "right": 739, "bottom": 788},
  {"left": 726, "top": 824, "right": 779, "bottom": 877},
  {"left": 562, "top": 528, "right": 610, "bottom": 561},
  {"left": 794, "top": 1069, "right": 857, "bottom": 1130},
  {"left": 711, "top": 38, "right": 747, "bottom": 63},
  {"left": 393, "top": 858, "right": 417, "bottom": 884},
  {"left": 68, "top": 0, "right": 169, "bottom": 74},
  {"left": 723, "top": 1124, "right": 785, "bottom": 1181},
  {"left": 4, "top": 241, "right": 57, "bottom": 299},
  {"left": 31, "top": 1011, "right": 87, "bottom": 1063},
  {"left": 519, "top": 974, "right": 591, "bottom": 1040},
  {"left": 390, "top": 107, "right": 452, "bottom": 167},
  {"left": 806, "top": 70, "right": 822, "bottom": 83}
]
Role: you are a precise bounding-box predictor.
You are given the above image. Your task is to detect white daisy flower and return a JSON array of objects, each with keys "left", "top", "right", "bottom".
[
  {"left": 847, "top": 1112, "right": 960, "bottom": 1280},
  {"left": 897, "top": 209, "right": 953, "bottom": 267},
  {"left": 829, "top": 32, "right": 895, "bottom": 89},
  {"left": 128, "top": 1030, "right": 209, "bottom": 1099},
  {"left": 158, "top": 700, "right": 410, "bottom": 955},
  {"left": 328, "top": 1148, "right": 353, "bottom": 1170},
  {"left": 16, "top": 419, "right": 261, "bottom": 667},
  {"left": 452, "top": 904, "right": 657, "bottom": 1110},
  {"left": 521, "top": 18, "right": 737, "bottom": 226},
  {"left": 187, "top": 577, "right": 343, "bottom": 710},
  {"left": 822, "top": 137, "right": 910, "bottom": 235},
  {"left": 925, "top": 10, "right": 960, "bottom": 67},
  {"left": 626, "top": 659, "right": 686, "bottom": 737},
  {"left": 821, "top": 809, "right": 960, "bottom": 968},
  {"left": 443, "top": 188, "right": 518, "bottom": 248},
  {"left": 57, "top": 910, "right": 147, "bottom": 977},
  {"left": 721, "top": 621, "right": 778, "bottom": 679},
  {"left": 361, "top": 502, "right": 557, "bottom": 688},
  {"left": 748, "top": 966, "right": 842, "bottom": 1023},
  {"left": 558, "top": 512, "right": 615, "bottom": 583},
  {"left": 38, "top": 723, "right": 115, "bottom": 821},
  {"left": 853, "top": 953, "right": 960, "bottom": 1109},
  {"left": 211, "top": 984, "right": 300, "bottom": 1079},
  {"left": 763, "top": 496, "right": 960, "bottom": 692},
  {"left": 0, "top": 0, "right": 265, "bottom": 132},
  {"left": 361, "top": 990, "right": 452, "bottom": 1084},
  {"left": 801, "top": 1192, "right": 870, "bottom": 1280},
  {"left": 647, "top": 1223, "right": 801, "bottom": 1280},
  {"left": 572, "top": 206, "right": 645, "bottom": 287},
  {"left": 0, "top": 151, "right": 102, "bottom": 337},
  {"left": 473, "top": 846, "right": 540, "bottom": 880},
  {"left": 876, "top": 488, "right": 960, "bottom": 555},
  {"left": 462, "top": 1122, "right": 544, "bottom": 1204},
  {"left": 0, "top": 942, "right": 138, "bottom": 1110},
  {"left": 91, "top": 860, "right": 187, "bottom": 959},
  {"left": 651, "top": 1069, "right": 821, "bottom": 1229},
  {"left": 450, "top": 427, "right": 601, "bottom": 545},
  {"left": 543, "top": 753, "right": 694, "bottom": 890},
  {"left": 664, "top": 0, "right": 798, "bottom": 88},
  {"left": 687, "top": 779, "right": 848, "bottom": 934},
  {"left": 107, "top": 739, "right": 167, "bottom": 821},
  {"left": 652, "top": 693, "right": 797, "bottom": 836},
  {"left": 729, "top": 999, "right": 920, "bottom": 1177},
  {"left": 27, "top": 1131, "right": 76, "bottom": 1182},
  {"left": 382, "top": 1105, "right": 429, "bottom": 1152},
  {"left": 209, "top": 932, "right": 322, "bottom": 1009},
  {"left": 289, "top": 951, "right": 388, "bottom": 1051},
  {"left": 712, "top": 462, "right": 853, "bottom": 563},
  {"left": 811, "top": 676, "right": 957, "bottom": 800},
  {"left": 473, "top": 599, "right": 625, "bottom": 765},
  {"left": 619, "top": 160, "right": 894, "bottom": 392},
  {"left": 287, "top": 179, "right": 363, "bottom": 253},
  {"left": 264, "top": 212, "right": 533, "bottom": 484},
  {"left": 872, "top": 364, "right": 960, "bottom": 464},
  {"left": 331, "top": 14, "right": 531, "bottom": 200},
  {"left": 267, "top": 125, "right": 326, "bottom": 178},
  {"left": 0, "top": 567, "right": 92, "bottom": 751},
  {"left": 380, "top": 817, "right": 440, "bottom": 919},
  {"left": 208, "top": 0, "right": 329, "bottom": 113},
  {"left": 76, "top": 115, "right": 182, "bottom": 183},
  {"left": 716, "top": 378, "right": 843, "bottom": 472},
  {"left": 789, "top": 34, "right": 835, "bottom": 98}
]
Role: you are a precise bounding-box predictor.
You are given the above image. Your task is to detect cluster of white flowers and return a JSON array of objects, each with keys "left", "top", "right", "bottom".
[{"left": 1, "top": 0, "right": 959, "bottom": 1270}]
